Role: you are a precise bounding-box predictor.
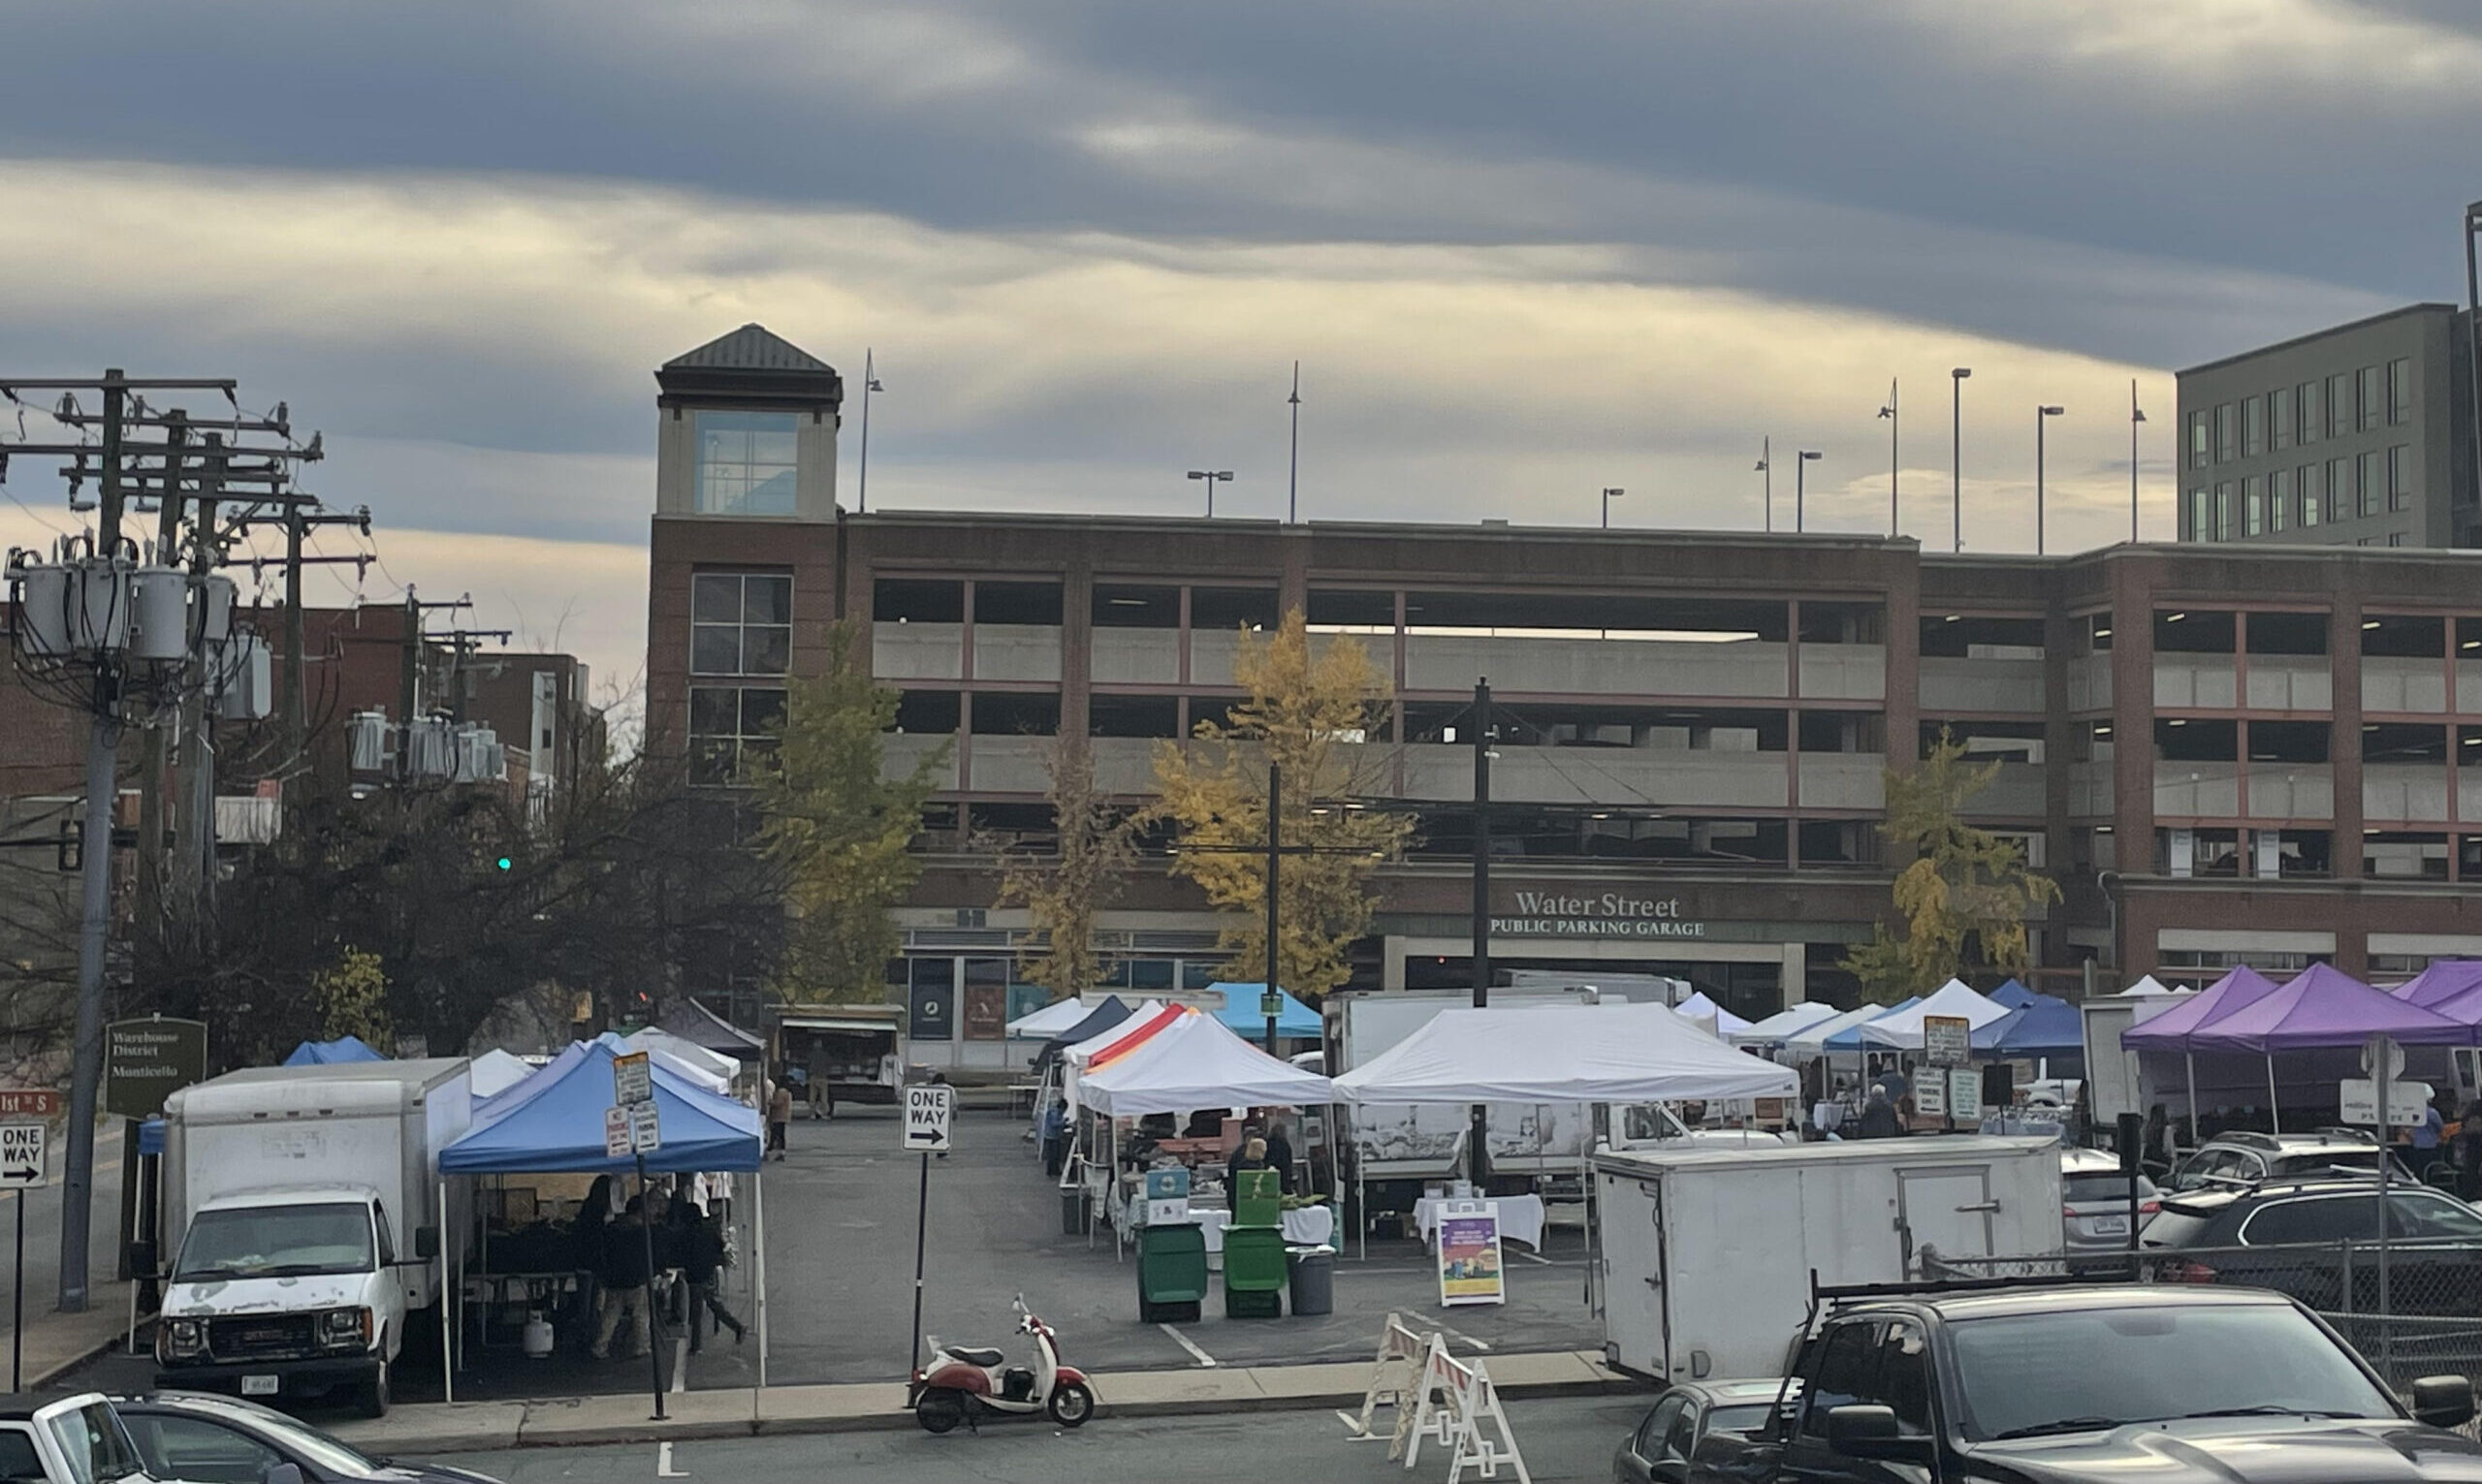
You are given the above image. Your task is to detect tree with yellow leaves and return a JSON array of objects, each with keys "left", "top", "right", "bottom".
[
  {"left": 989, "top": 734, "right": 1134, "bottom": 1000},
  {"left": 1148, "top": 610, "right": 1412, "bottom": 998},
  {"left": 1840, "top": 731, "right": 2061, "bottom": 1000}
]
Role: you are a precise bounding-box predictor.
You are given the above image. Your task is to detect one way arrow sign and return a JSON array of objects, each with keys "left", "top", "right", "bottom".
[{"left": 0, "top": 1123, "right": 44, "bottom": 1186}]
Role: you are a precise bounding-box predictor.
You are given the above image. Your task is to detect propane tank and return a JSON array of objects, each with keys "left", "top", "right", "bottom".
[{"left": 522, "top": 1312, "right": 555, "bottom": 1359}]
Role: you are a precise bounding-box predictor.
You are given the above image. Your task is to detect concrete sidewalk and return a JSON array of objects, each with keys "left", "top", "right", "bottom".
[
  {"left": 329, "top": 1349, "right": 1637, "bottom": 1454},
  {"left": 14, "top": 1280, "right": 143, "bottom": 1390}
]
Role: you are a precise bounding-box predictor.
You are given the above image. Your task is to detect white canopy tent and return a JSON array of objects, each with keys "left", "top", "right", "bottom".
[
  {"left": 1672, "top": 992, "right": 1753, "bottom": 1036},
  {"left": 1334, "top": 1001, "right": 1798, "bottom": 1107},
  {"left": 1006, "top": 995, "right": 1101, "bottom": 1039},
  {"left": 1077, "top": 1011, "right": 1336, "bottom": 1117},
  {"left": 1730, "top": 1001, "right": 1840, "bottom": 1048},
  {"left": 2116, "top": 974, "right": 2182, "bottom": 997},
  {"left": 1784, "top": 1002, "right": 1902, "bottom": 1059},
  {"left": 620, "top": 1027, "right": 737, "bottom": 1092},
  {"left": 1856, "top": 979, "right": 2010, "bottom": 1050},
  {"left": 466, "top": 1049, "right": 534, "bottom": 1099}
]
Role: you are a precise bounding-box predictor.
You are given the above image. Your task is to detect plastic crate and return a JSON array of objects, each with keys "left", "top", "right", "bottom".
[{"left": 1232, "top": 1169, "right": 1284, "bottom": 1228}]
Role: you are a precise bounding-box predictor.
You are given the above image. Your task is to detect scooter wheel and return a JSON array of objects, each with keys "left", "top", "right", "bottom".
[
  {"left": 916, "top": 1393, "right": 965, "bottom": 1434},
  {"left": 1047, "top": 1381, "right": 1095, "bottom": 1428}
]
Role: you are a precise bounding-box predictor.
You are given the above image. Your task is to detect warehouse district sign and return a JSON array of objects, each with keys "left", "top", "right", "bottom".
[{"left": 1489, "top": 889, "right": 1708, "bottom": 940}]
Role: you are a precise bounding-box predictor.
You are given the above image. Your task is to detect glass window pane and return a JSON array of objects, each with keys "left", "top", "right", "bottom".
[
  {"left": 2358, "top": 366, "right": 2381, "bottom": 430},
  {"left": 2271, "top": 388, "right": 2292, "bottom": 451},
  {"left": 2389, "top": 357, "right": 2412, "bottom": 425},
  {"left": 689, "top": 686, "right": 739, "bottom": 736},
  {"left": 2213, "top": 403, "right": 2235, "bottom": 462},
  {"left": 744, "top": 626, "right": 791, "bottom": 676},
  {"left": 2359, "top": 452, "right": 2382, "bottom": 518},
  {"left": 2243, "top": 476, "right": 2262, "bottom": 536},
  {"left": 2243, "top": 396, "right": 2264, "bottom": 457},
  {"left": 745, "top": 576, "right": 793, "bottom": 624},
  {"left": 2328, "top": 374, "right": 2350, "bottom": 438},
  {"left": 692, "top": 574, "right": 743, "bottom": 623},
  {"left": 694, "top": 411, "right": 800, "bottom": 516},
  {"left": 2269, "top": 469, "right": 2289, "bottom": 532},
  {"left": 2329, "top": 459, "right": 2350, "bottom": 521},
  {"left": 739, "top": 687, "right": 789, "bottom": 737},
  {"left": 691, "top": 625, "right": 741, "bottom": 676},
  {"left": 2389, "top": 446, "right": 2412, "bottom": 512}
]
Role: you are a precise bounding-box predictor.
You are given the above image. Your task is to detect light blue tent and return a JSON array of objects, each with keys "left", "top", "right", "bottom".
[
  {"left": 1821, "top": 997, "right": 1920, "bottom": 1052},
  {"left": 282, "top": 1035, "right": 387, "bottom": 1066},
  {"left": 1208, "top": 985, "right": 1321, "bottom": 1038}
]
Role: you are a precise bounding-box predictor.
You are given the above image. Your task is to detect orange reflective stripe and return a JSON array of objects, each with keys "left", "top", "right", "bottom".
[{"left": 1085, "top": 1006, "right": 1188, "bottom": 1071}]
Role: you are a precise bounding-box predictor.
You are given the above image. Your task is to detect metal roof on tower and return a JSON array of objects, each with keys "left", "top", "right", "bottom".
[
  {"left": 656, "top": 324, "right": 842, "bottom": 409},
  {"left": 663, "top": 323, "right": 836, "bottom": 373}
]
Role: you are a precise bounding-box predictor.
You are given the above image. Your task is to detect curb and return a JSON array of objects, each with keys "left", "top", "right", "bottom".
[
  {"left": 30, "top": 1317, "right": 149, "bottom": 1391},
  {"left": 349, "top": 1356, "right": 1643, "bottom": 1453}
]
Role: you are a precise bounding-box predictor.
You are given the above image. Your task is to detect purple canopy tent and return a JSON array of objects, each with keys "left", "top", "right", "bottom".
[
  {"left": 2393, "top": 959, "right": 2482, "bottom": 1010},
  {"left": 2183, "top": 964, "right": 2465, "bottom": 1132},
  {"left": 2118, "top": 965, "right": 2285, "bottom": 1132}
]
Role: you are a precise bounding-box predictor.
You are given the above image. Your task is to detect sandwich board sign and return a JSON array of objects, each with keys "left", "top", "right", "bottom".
[
  {"left": 904, "top": 1085, "right": 953, "bottom": 1153},
  {"left": 1436, "top": 1201, "right": 1506, "bottom": 1307}
]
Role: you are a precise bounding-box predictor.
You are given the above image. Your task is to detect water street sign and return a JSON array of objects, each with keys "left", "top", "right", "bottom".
[
  {"left": 603, "top": 1106, "right": 631, "bottom": 1159},
  {"left": 1922, "top": 1016, "right": 1971, "bottom": 1067},
  {"left": 629, "top": 1101, "right": 662, "bottom": 1154},
  {"left": 0, "top": 1124, "right": 47, "bottom": 1187},
  {"left": 904, "top": 1085, "right": 953, "bottom": 1153},
  {"left": 612, "top": 1051, "right": 652, "bottom": 1108}
]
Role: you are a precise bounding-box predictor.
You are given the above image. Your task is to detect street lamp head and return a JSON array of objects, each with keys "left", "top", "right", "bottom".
[
  {"left": 866, "top": 377, "right": 884, "bottom": 393},
  {"left": 1952, "top": 367, "right": 1972, "bottom": 380},
  {"left": 1602, "top": 487, "right": 1625, "bottom": 498},
  {"left": 2039, "top": 404, "right": 2064, "bottom": 417},
  {"left": 1877, "top": 404, "right": 1893, "bottom": 420},
  {"left": 2132, "top": 406, "right": 2148, "bottom": 423},
  {"left": 1753, "top": 457, "right": 1768, "bottom": 471},
  {"left": 1798, "top": 450, "right": 1822, "bottom": 461}
]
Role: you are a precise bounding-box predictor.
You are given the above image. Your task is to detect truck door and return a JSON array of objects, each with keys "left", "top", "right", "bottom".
[
  {"left": 1779, "top": 1317, "right": 1940, "bottom": 1484},
  {"left": 1894, "top": 1165, "right": 1998, "bottom": 1274}
]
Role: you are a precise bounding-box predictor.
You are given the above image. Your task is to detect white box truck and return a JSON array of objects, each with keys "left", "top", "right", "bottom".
[
  {"left": 1594, "top": 1135, "right": 2063, "bottom": 1383},
  {"left": 155, "top": 1058, "right": 472, "bottom": 1416}
]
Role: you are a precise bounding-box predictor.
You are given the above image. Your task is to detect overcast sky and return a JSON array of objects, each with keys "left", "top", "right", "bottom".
[{"left": 3, "top": 1, "right": 2475, "bottom": 712}]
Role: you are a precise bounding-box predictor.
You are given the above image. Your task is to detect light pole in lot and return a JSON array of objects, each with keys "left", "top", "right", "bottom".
[
  {"left": 1602, "top": 487, "right": 1624, "bottom": 529},
  {"left": 1795, "top": 451, "right": 1821, "bottom": 532},
  {"left": 1188, "top": 468, "right": 1232, "bottom": 517},
  {"left": 1951, "top": 367, "right": 1971, "bottom": 552},
  {"left": 1878, "top": 380, "right": 1898, "bottom": 536},
  {"left": 856, "top": 348, "right": 883, "bottom": 514},
  {"left": 1756, "top": 439, "right": 1771, "bottom": 532},
  {"left": 2129, "top": 380, "right": 2147, "bottom": 543},
  {"left": 2036, "top": 404, "right": 2065, "bottom": 554}
]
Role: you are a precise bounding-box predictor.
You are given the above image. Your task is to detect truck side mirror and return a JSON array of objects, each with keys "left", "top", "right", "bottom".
[
  {"left": 414, "top": 1226, "right": 439, "bottom": 1262},
  {"left": 264, "top": 1464, "right": 305, "bottom": 1484},
  {"left": 2411, "top": 1374, "right": 2475, "bottom": 1429},
  {"left": 1826, "top": 1405, "right": 1933, "bottom": 1464}
]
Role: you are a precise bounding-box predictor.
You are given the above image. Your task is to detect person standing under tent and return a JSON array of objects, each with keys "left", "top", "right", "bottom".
[
  {"left": 767, "top": 1080, "right": 793, "bottom": 1160},
  {"left": 674, "top": 1203, "right": 746, "bottom": 1350},
  {"left": 590, "top": 1199, "right": 654, "bottom": 1361},
  {"left": 1263, "top": 1118, "right": 1296, "bottom": 1196}
]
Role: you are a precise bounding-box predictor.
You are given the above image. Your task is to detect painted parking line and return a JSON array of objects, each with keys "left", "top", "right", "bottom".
[
  {"left": 1511, "top": 1248, "right": 1552, "bottom": 1265},
  {"left": 656, "top": 1439, "right": 689, "bottom": 1476},
  {"left": 1159, "top": 1322, "right": 1218, "bottom": 1368},
  {"left": 1432, "top": 1321, "right": 1492, "bottom": 1352}
]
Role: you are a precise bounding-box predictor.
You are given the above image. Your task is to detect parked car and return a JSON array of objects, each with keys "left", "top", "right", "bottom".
[
  {"left": 2164, "top": 1129, "right": 2385, "bottom": 1193},
  {"left": 2140, "top": 1174, "right": 2482, "bottom": 1315},
  {"left": 1613, "top": 1378, "right": 1797, "bottom": 1484},
  {"left": 113, "top": 1393, "right": 501, "bottom": 1484},
  {"left": 2061, "top": 1149, "right": 2159, "bottom": 1253},
  {"left": 0, "top": 1394, "right": 165, "bottom": 1484},
  {"left": 1698, "top": 1281, "right": 2477, "bottom": 1484}
]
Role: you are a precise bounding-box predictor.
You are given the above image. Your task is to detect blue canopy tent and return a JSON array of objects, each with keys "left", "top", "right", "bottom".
[
  {"left": 1988, "top": 980, "right": 2040, "bottom": 1011},
  {"left": 282, "top": 1035, "right": 386, "bottom": 1066},
  {"left": 1821, "top": 997, "right": 1919, "bottom": 1052},
  {"left": 439, "top": 1034, "right": 770, "bottom": 1388},
  {"left": 1208, "top": 985, "right": 1321, "bottom": 1039},
  {"left": 1971, "top": 994, "right": 2085, "bottom": 1061}
]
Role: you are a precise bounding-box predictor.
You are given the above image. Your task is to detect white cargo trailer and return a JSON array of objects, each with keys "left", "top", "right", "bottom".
[{"left": 1594, "top": 1135, "right": 2063, "bottom": 1383}]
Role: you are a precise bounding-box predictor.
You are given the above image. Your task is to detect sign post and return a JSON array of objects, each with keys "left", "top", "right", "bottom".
[
  {"left": 1922, "top": 1015, "right": 1972, "bottom": 1133},
  {"left": 2, "top": 1121, "right": 48, "bottom": 1390},
  {"left": 2368, "top": 1032, "right": 2397, "bottom": 1365},
  {"left": 611, "top": 1052, "right": 664, "bottom": 1420},
  {"left": 903, "top": 1085, "right": 953, "bottom": 1376}
]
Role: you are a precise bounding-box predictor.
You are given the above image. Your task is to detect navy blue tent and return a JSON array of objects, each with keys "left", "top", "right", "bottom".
[
  {"left": 1988, "top": 979, "right": 2040, "bottom": 1011},
  {"left": 1036, "top": 995, "right": 1133, "bottom": 1069},
  {"left": 441, "top": 1034, "right": 761, "bottom": 1176},
  {"left": 1972, "top": 994, "right": 2085, "bottom": 1060},
  {"left": 282, "top": 1035, "right": 386, "bottom": 1066}
]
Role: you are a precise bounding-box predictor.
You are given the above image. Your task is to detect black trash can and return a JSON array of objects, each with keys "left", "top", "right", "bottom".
[
  {"left": 1060, "top": 1187, "right": 1091, "bottom": 1235},
  {"left": 1286, "top": 1245, "right": 1336, "bottom": 1316}
]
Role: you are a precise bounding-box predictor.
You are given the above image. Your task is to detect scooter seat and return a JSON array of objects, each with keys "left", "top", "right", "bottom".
[{"left": 946, "top": 1346, "right": 1005, "bottom": 1368}]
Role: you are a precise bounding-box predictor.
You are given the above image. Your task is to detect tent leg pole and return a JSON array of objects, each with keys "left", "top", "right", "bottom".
[
  {"left": 2186, "top": 1053, "right": 2199, "bottom": 1146},
  {"left": 439, "top": 1178, "right": 454, "bottom": 1404},
  {"left": 2267, "top": 1055, "right": 2280, "bottom": 1134},
  {"left": 1353, "top": 1108, "right": 1365, "bottom": 1263},
  {"left": 754, "top": 1169, "right": 768, "bottom": 1389}
]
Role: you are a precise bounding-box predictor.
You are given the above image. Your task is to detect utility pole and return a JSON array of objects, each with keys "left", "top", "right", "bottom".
[
  {"left": 135, "top": 411, "right": 189, "bottom": 929},
  {"left": 397, "top": 588, "right": 421, "bottom": 781},
  {"left": 171, "top": 436, "right": 226, "bottom": 915},
  {"left": 1469, "top": 679, "right": 1491, "bottom": 1188},
  {"left": 283, "top": 501, "right": 306, "bottom": 754},
  {"left": 1264, "top": 762, "right": 1281, "bottom": 1055}
]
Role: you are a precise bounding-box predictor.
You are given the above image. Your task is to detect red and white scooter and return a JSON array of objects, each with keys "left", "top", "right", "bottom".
[{"left": 910, "top": 1295, "right": 1096, "bottom": 1434}]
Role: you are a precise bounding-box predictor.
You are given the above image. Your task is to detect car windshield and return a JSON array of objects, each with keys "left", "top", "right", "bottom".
[
  {"left": 168, "top": 1397, "right": 381, "bottom": 1475},
  {"left": 1949, "top": 1304, "right": 2395, "bottom": 1440},
  {"left": 2064, "top": 1172, "right": 2157, "bottom": 1203},
  {"left": 174, "top": 1201, "right": 375, "bottom": 1280},
  {"left": 44, "top": 1403, "right": 144, "bottom": 1484}
]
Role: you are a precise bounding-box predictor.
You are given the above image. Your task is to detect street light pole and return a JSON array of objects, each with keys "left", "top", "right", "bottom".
[
  {"left": 1756, "top": 439, "right": 1771, "bottom": 532},
  {"left": 1287, "top": 363, "right": 1301, "bottom": 525},
  {"left": 1264, "top": 761, "right": 1281, "bottom": 1055},
  {"left": 857, "top": 348, "right": 882, "bottom": 515},
  {"left": 1601, "top": 487, "right": 1623, "bottom": 529},
  {"left": 1187, "top": 468, "right": 1232, "bottom": 517},
  {"left": 1878, "top": 380, "right": 1898, "bottom": 536},
  {"left": 2037, "top": 404, "right": 2065, "bottom": 555},
  {"left": 1951, "top": 368, "right": 1971, "bottom": 553},
  {"left": 2129, "top": 379, "right": 2147, "bottom": 544},
  {"left": 1796, "top": 451, "right": 1822, "bottom": 533},
  {"left": 1469, "top": 679, "right": 1492, "bottom": 1189}
]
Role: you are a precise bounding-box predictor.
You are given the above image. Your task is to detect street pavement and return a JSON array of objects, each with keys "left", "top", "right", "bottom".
[
  {"left": 3, "top": 1127, "right": 131, "bottom": 1385},
  {"left": 426, "top": 1392, "right": 1651, "bottom": 1481}
]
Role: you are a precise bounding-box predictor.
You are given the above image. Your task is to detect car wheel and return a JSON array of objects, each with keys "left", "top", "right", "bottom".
[
  {"left": 355, "top": 1357, "right": 390, "bottom": 1418},
  {"left": 1048, "top": 1381, "right": 1095, "bottom": 1427}
]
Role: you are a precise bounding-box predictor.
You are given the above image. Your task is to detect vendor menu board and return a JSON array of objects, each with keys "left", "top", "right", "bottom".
[{"left": 1437, "top": 1202, "right": 1506, "bottom": 1308}]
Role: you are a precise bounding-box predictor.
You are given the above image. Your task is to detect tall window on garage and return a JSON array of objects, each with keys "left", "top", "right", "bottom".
[
  {"left": 689, "top": 571, "right": 792, "bottom": 782},
  {"left": 693, "top": 411, "right": 799, "bottom": 515}
]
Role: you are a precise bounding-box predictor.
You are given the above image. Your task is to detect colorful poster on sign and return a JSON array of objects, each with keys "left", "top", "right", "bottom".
[
  {"left": 962, "top": 982, "right": 1006, "bottom": 1041},
  {"left": 1437, "top": 1205, "right": 1506, "bottom": 1307}
]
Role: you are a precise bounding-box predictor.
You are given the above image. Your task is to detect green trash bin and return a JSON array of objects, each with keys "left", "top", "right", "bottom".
[
  {"left": 1223, "top": 1225, "right": 1287, "bottom": 1317},
  {"left": 1137, "top": 1222, "right": 1209, "bottom": 1323},
  {"left": 1232, "top": 1170, "right": 1284, "bottom": 1228}
]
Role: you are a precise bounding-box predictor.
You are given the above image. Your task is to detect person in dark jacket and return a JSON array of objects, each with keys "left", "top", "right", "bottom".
[
  {"left": 1858, "top": 1087, "right": 1902, "bottom": 1140},
  {"left": 676, "top": 1206, "right": 746, "bottom": 1351},
  {"left": 1263, "top": 1120, "right": 1297, "bottom": 1196},
  {"left": 590, "top": 1201, "right": 654, "bottom": 1360},
  {"left": 1225, "top": 1136, "right": 1269, "bottom": 1192}
]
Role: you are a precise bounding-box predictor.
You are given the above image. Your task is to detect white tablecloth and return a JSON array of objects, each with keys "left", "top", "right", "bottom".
[
  {"left": 1188, "top": 1205, "right": 1335, "bottom": 1253},
  {"left": 1413, "top": 1195, "right": 1544, "bottom": 1251}
]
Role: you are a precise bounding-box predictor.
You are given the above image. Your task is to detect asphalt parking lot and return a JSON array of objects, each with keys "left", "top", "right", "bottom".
[{"left": 54, "top": 1100, "right": 1605, "bottom": 1405}]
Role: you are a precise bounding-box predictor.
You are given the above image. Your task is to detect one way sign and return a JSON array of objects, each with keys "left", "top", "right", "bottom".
[
  {"left": 0, "top": 1123, "right": 46, "bottom": 1187},
  {"left": 903, "top": 1085, "right": 952, "bottom": 1153}
]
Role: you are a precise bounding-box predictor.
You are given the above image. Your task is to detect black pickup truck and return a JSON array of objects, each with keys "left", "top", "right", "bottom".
[{"left": 1619, "top": 1281, "right": 2482, "bottom": 1484}]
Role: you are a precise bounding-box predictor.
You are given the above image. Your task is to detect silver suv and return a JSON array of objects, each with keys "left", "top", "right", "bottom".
[{"left": 2165, "top": 1129, "right": 2384, "bottom": 1193}]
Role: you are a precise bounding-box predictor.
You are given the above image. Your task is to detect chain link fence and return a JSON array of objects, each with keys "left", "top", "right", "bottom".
[{"left": 1923, "top": 1242, "right": 2482, "bottom": 1397}]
